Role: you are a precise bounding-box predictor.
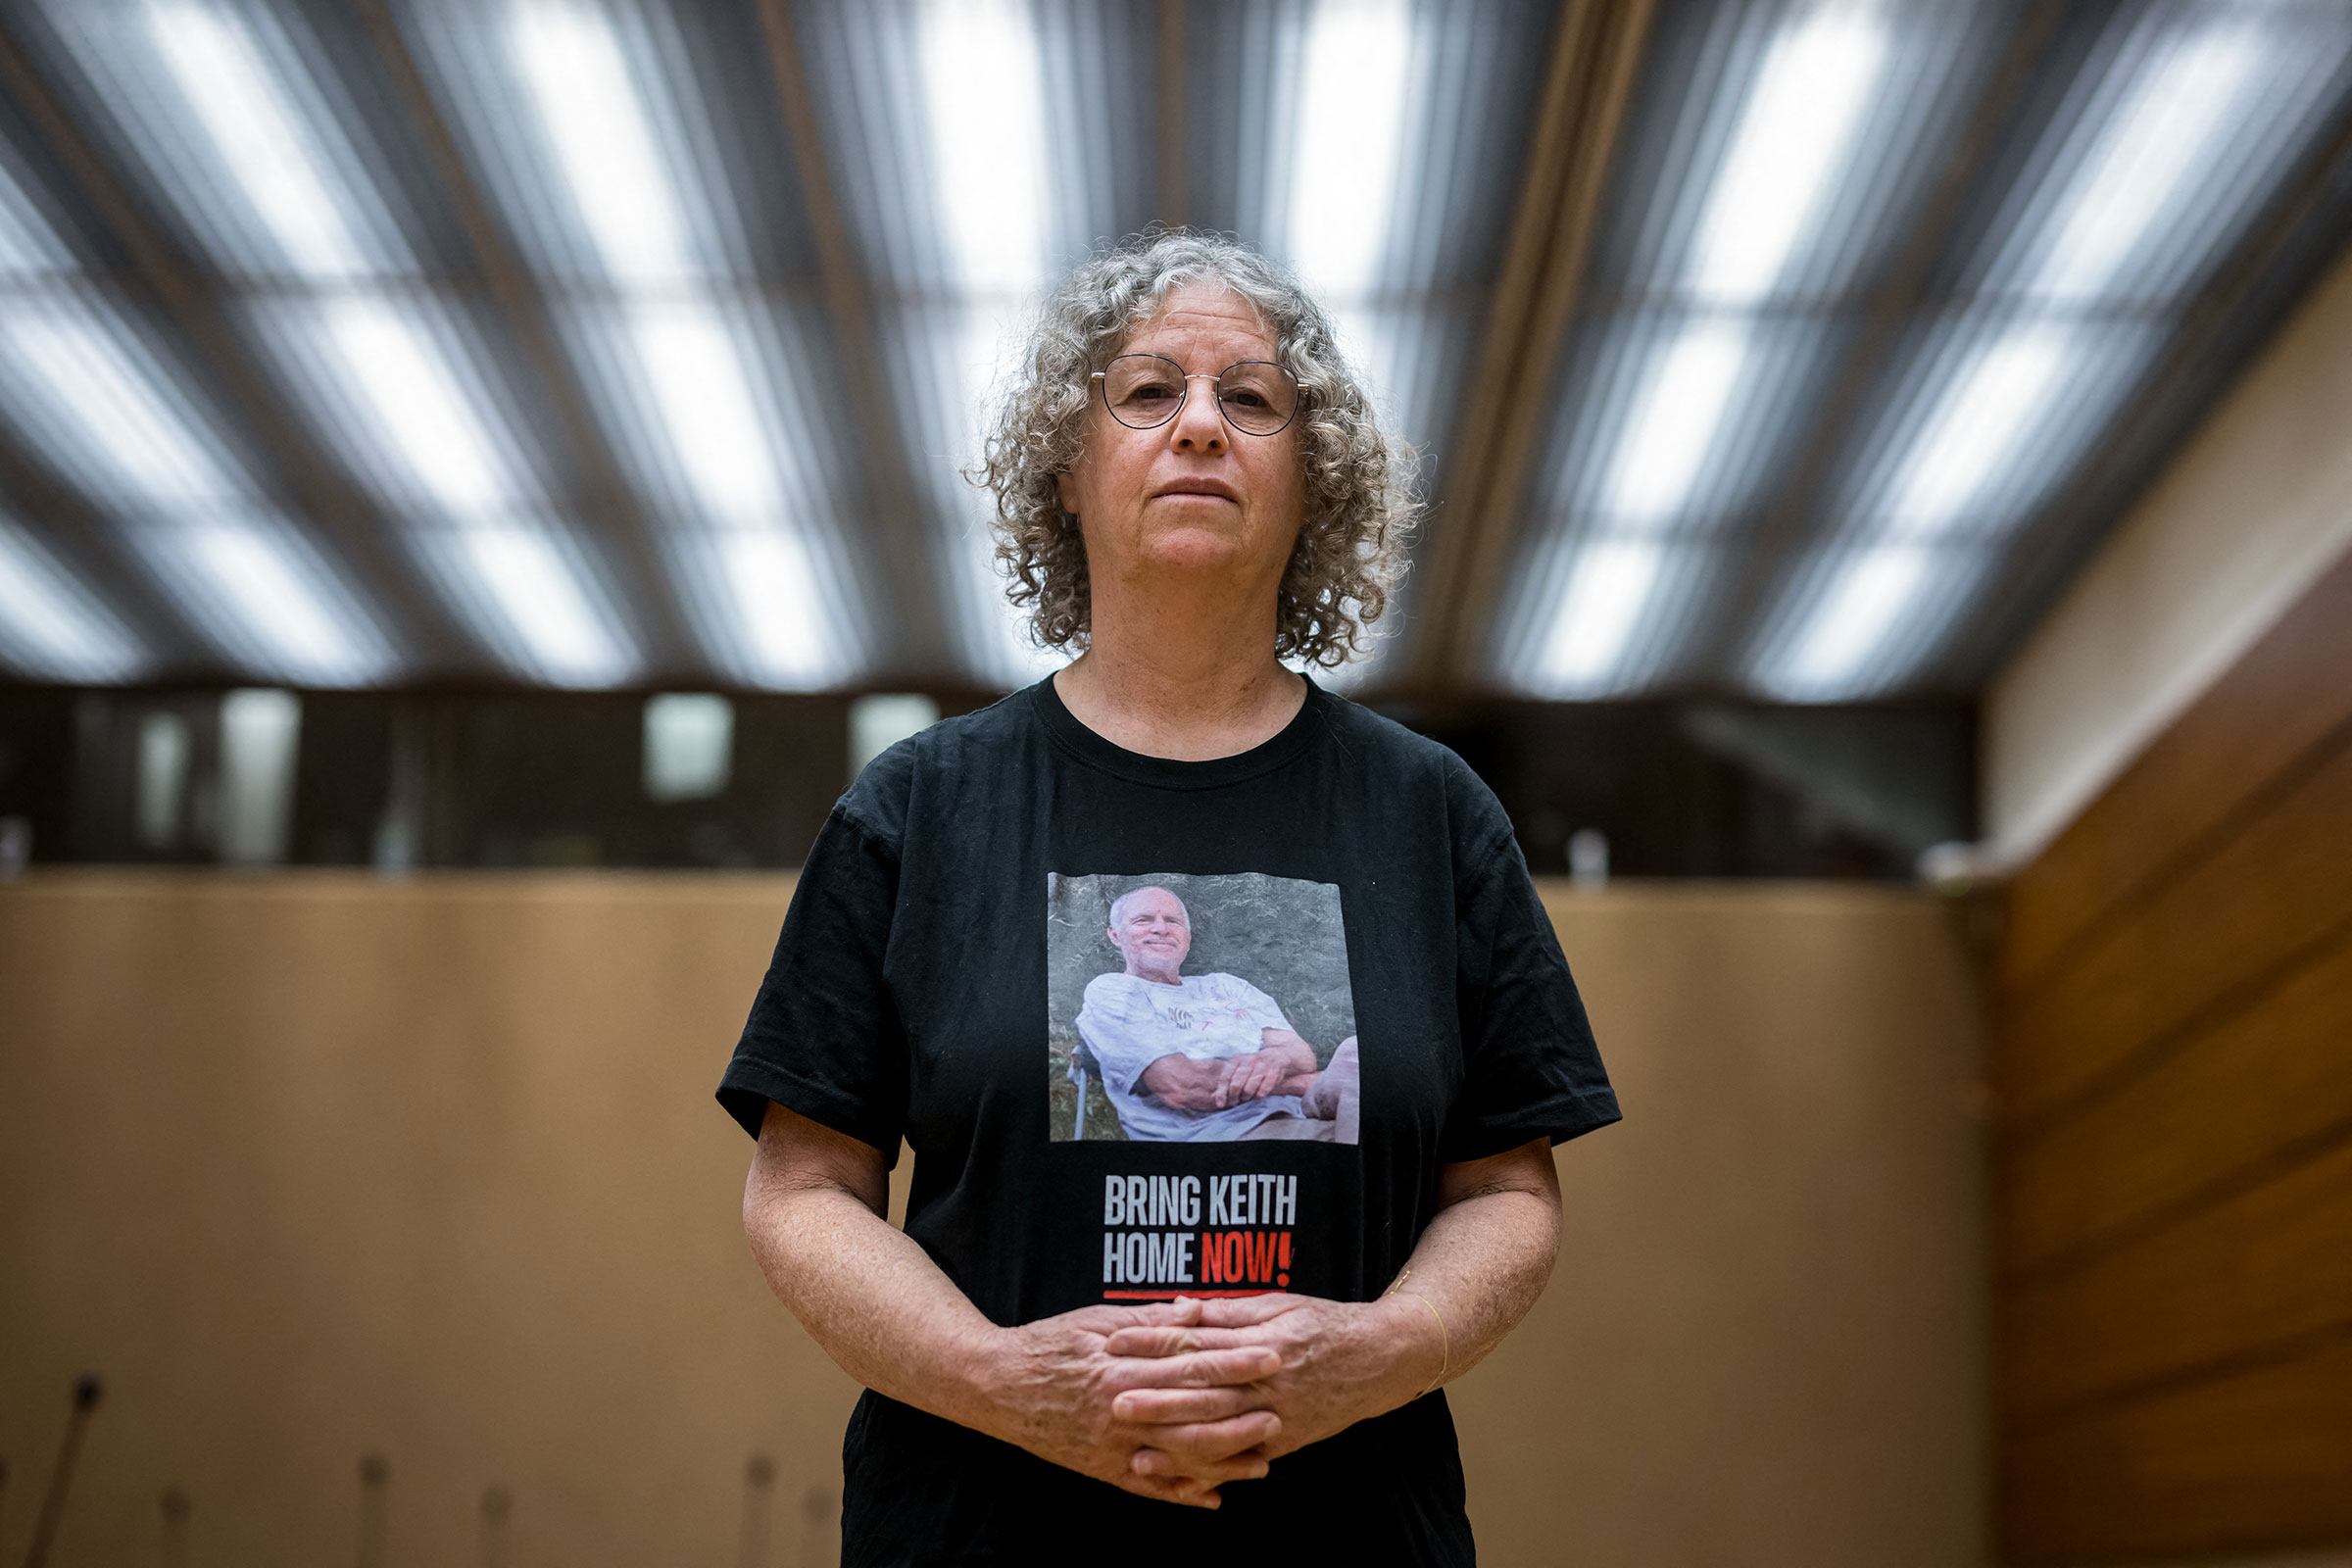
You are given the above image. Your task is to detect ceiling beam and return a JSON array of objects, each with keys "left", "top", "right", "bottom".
[
  {"left": 1683, "top": 0, "right": 2066, "bottom": 680},
  {"left": 1408, "top": 0, "right": 1659, "bottom": 688},
  {"left": 753, "top": 0, "right": 951, "bottom": 676},
  {"left": 0, "top": 13, "right": 470, "bottom": 675},
  {"left": 1940, "top": 87, "right": 2352, "bottom": 688},
  {"left": 350, "top": 0, "right": 701, "bottom": 682}
]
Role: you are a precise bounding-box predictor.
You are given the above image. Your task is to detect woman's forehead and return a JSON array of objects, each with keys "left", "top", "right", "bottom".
[{"left": 1124, "top": 284, "right": 1276, "bottom": 361}]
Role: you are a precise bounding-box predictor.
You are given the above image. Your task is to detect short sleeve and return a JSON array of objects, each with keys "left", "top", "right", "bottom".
[
  {"left": 1440, "top": 827, "right": 1621, "bottom": 1164},
  {"left": 715, "top": 806, "right": 909, "bottom": 1160}
]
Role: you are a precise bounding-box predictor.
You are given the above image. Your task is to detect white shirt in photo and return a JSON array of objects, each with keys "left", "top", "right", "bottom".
[{"left": 1075, "top": 971, "right": 1302, "bottom": 1143}]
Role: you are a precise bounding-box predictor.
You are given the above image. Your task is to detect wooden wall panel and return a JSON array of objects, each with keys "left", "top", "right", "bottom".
[
  {"left": 2000, "top": 522, "right": 2352, "bottom": 996},
  {"left": 1997, "top": 548, "right": 2352, "bottom": 1562},
  {"left": 2005, "top": 1334, "right": 2352, "bottom": 1560},
  {"left": 2001, "top": 737, "right": 2352, "bottom": 1123},
  {"left": 2005, "top": 1138, "right": 2352, "bottom": 1421},
  {"left": 2002, "top": 928, "right": 2352, "bottom": 1275}
]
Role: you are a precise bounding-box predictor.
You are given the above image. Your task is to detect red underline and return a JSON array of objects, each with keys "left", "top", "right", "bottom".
[{"left": 1102, "top": 1289, "right": 1278, "bottom": 1299}]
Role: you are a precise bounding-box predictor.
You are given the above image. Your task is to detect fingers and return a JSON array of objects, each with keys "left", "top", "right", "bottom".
[
  {"left": 1087, "top": 1298, "right": 1202, "bottom": 1332},
  {"left": 1101, "top": 1344, "right": 1280, "bottom": 1391},
  {"left": 1195, "top": 1293, "right": 1311, "bottom": 1328},
  {"left": 1102, "top": 1324, "right": 1265, "bottom": 1359},
  {"left": 1119, "top": 1473, "right": 1223, "bottom": 1510},
  {"left": 1111, "top": 1383, "right": 1269, "bottom": 1424},
  {"left": 1129, "top": 1430, "right": 1276, "bottom": 1483}
]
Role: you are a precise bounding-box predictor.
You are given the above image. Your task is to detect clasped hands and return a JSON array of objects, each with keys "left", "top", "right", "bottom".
[
  {"left": 983, "top": 1291, "right": 1440, "bottom": 1509},
  {"left": 1140, "top": 1031, "right": 1318, "bottom": 1112}
]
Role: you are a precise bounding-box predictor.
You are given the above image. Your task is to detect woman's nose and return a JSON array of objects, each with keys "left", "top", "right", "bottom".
[{"left": 1168, "top": 386, "right": 1227, "bottom": 452}]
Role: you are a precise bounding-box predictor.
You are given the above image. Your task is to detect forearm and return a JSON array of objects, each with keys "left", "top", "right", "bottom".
[
  {"left": 743, "top": 1170, "right": 1015, "bottom": 1433},
  {"left": 1388, "top": 1169, "right": 1561, "bottom": 1387},
  {"left": 1263, "top": 1037, "right": 1320, "bottom": 1095},
  {"left": 1140, "top": 1054, "right": 1227, "bottom": 1110}
]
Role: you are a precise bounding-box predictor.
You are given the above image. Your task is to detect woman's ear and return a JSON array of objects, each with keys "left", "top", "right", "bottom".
[{"left": 1054, "top": 468, "right": 1080, "bottom": 515}]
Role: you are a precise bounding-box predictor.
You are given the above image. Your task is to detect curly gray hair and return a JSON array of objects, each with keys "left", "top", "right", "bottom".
[{"left": 976, "top": 230, "right": 1418, "bottom": 667}]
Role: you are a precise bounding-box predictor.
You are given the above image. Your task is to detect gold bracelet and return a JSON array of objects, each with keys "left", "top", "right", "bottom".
[{"left": 1388, "top": 1285, "right": 1449, "bottom": 1395}]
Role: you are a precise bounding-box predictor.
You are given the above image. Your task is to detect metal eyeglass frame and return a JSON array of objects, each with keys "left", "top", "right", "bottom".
[{"left": 1088, "top": 353, "right": 1302, "bottom": 436}]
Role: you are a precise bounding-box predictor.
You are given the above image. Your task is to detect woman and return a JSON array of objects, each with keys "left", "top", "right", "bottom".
[{"left": 719, "top": 231, "right": 1618, "bottom": 1565}]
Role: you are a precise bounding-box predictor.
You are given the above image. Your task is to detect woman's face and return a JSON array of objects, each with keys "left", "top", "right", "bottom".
[{"left": 1054, "top": 283, "right": 1307, "bottom": 594}]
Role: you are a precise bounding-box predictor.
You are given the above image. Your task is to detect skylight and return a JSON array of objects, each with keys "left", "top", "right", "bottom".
[
  {"left": 454, "top": 525, "right": 628, "bottom": 687},
  {"left": 1749, "top": 6, "right": 2314, "bottom": 700},
  {"left": 180, "top": 521, "right": 385, "bottom": 685},
  {"left": 1289, "top": 0, "right": 1414, "bottom": 299},
  {"left": 504, "top": 1, "right": 847, "bottom": 686},
  {"left": 1604, "top": 319, "right": 1750, "bottom": 526},
  {"left": 920, "top": 0, "right": 1050, "bottom": 294},
  {"left": 628, "top": 301, "right": 787, "bottom": 524},
  {"left": 0, "top": 159, "right": 72, "bottom": 278},
  {"left": 715, "top": 530, "right": 828, "bottom": 688},
  {"left": 1880, "top": 324, "right": 2070, "bottom": 538},
  {"left": 1528, "top": 2, "right": 1888, "bottom": 697},
  {"left": 314, "top": 298, "right": 515, "bottom": 515},
  {"left": 0, "top": 520, "right": 142, "bottom": 682},
  {"left": 1768, "top": 543, "right": 1929, "bottom": 698},
  {"left": 0, "top": 299, "right": 240, "bottom": 512},
  {"left": 2028, "top": 21, "right": 2269, "bottom": 304},
  {"left": 509, "top": 0, "right": 695, "bottom": 284},
  {"left": 1539, "top": 540, "right": 1663, "bottom": 692},
  {"left": 142, "top": 0, "right": 368, "bottom": 279},
  {"left": 1689, "top": 4, "right": 1888, "bottom": 307}
]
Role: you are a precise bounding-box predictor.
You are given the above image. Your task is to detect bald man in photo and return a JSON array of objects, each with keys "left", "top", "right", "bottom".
[{"left": 1075, "top": 886, "right": 1361, "bottom": 1144}]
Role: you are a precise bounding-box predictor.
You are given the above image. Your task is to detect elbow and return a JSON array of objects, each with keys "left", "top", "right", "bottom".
[{"left": 742, "top": 1164, "right": 786, "bottom": 1257}]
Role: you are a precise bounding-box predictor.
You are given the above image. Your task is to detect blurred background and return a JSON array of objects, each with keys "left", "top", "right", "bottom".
[{"left": 2, "top": 0, "right": 2349, "bottom": 1563}]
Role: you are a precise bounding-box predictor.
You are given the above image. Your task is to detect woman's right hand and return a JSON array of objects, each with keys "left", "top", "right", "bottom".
[{"left": 973, "top": 1299, "right": 1284, "bottom": 1507}]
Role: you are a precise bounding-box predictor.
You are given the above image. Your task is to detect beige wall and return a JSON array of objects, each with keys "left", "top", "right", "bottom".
[{"left": 0, "top": 873, "right": 1989, "bottom": 1568}]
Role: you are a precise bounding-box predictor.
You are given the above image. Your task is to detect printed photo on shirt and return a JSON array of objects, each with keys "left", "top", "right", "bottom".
[{"left": 1047, "top": 871, "right": 1359, "bottom": 1145}]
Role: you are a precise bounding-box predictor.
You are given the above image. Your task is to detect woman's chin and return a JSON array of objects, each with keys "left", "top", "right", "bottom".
[{"left": 1130, "top": 528, "right": 1265, "bottom": 578}]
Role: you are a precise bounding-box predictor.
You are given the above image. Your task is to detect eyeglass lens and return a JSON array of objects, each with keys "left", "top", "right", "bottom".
[{"left": 1100, "top": 354, "right": 1299, "bottom": 435}]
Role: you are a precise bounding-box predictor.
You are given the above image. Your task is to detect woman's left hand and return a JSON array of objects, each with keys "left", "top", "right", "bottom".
[{"left": 1102, "top": 1293, "right": 1442, "bottom": 1469}]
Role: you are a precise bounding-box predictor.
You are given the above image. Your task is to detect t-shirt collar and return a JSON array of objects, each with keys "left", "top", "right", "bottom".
[{"left": 1027, "top": 669, "right": 1328, "bottom": 790}]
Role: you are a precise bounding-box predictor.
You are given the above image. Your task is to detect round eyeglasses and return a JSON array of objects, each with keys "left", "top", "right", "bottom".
[{"left": 1090, "top": 354, "right": 1301, "bottom": 436}]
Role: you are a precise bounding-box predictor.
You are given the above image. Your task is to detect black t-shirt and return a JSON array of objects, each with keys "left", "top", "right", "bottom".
[{"left": 717, "top": 674, "right": 1618, "bottom": 1567}]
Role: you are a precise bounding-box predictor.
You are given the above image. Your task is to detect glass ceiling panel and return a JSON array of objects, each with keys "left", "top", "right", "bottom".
[
  {"left": 802, "top": 0, "right": 1129, "bottom": 690},
  {"left": 244, "top": 291, "right": 633, "bottom": 687},
  {"left": 1494, "top": 0, "right": 2004, "bottom": 700},
  {"left": 0, "top": 514, "right": 145, "bottom": 682},
  {"left": 36, "top": 0, "right": 422, "bottom": 282},
  {"left": 0, "top": 287, "right": 394, "bottom": 684},
  {"left": 554, "top": 295, "right": 868, "bottom": 687},
  {"left": 131, "top": 511, "right": 397, "bottom": 686},
  {"left": 395, "top": 0, "right": 869, "bottom": 690},
  {"left": 24, "top": 0, "right": 641, "bottom": 687},
  {"left": 1197, "top": 0, "right": 1554, "bottom": 686},
  {"left": 1494, "top": 308, "right": 1848, "bottom": 694},
  {"left": 0, "top": 141, "right": 75, "bottom": 279},
  {"left": 2, "top": 0, "right": 2347, "bottom": 702},
  {"left": 1748, "top": 0, "right": 2352, "bottom": 700}
]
